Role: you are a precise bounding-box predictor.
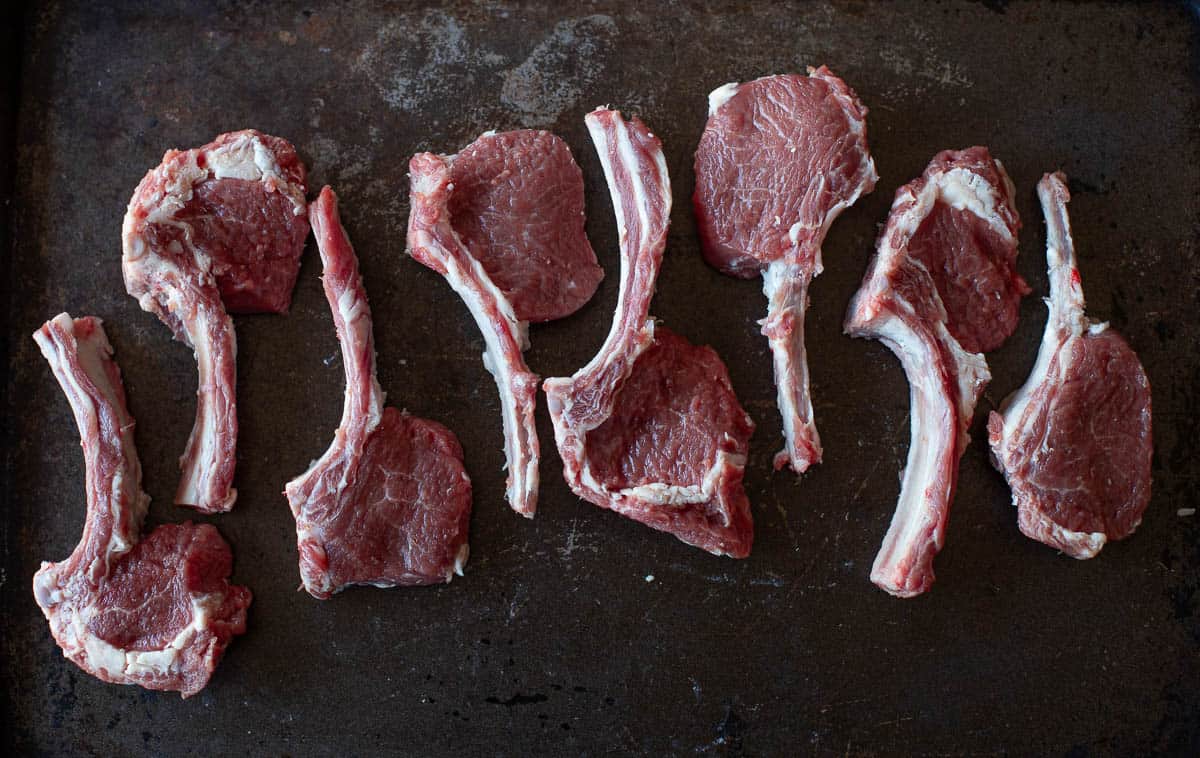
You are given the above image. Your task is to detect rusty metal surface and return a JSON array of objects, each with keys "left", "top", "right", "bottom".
[{"left": 3, "top": 1, "right": 1198, "bottom": 755}]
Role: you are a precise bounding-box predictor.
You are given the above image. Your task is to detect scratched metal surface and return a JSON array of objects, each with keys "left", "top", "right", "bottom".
[{"left": 2, "top": 1, "right": 1198, "bottom": 755}]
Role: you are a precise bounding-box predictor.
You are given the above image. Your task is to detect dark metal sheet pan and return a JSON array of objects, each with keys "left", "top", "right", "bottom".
[{"left": 3, "top": 1, "right": 1197, "bottom": 754}]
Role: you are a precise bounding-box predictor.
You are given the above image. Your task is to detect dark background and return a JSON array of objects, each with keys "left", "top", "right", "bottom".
[{"left": 2, "top": 1, "right": 1197, "bottom": 755}]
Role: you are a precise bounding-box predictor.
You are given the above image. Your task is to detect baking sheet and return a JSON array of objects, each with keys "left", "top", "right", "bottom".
[{"left": 2, "top": 1, "right": 1197, "bottom": 754}]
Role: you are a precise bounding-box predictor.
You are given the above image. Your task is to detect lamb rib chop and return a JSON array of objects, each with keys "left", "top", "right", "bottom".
[
  {"left": 988, "top": 172, "right": 1152, "bottom": 558},
  {"left": 122, "top": 129, "right": 310, "bottom": 513},
  {"left": 845, "top": 148, "right": 1028, "bottom": 597},
  {"left": 694, "top": 67, "right": 878, "bottom": 474},
  {"left": 33, "top": 313, "right": 251, "bottom": 698},
  {"left": 544, "top": 108, "right": 756, "bottom": 558},
  {"left": 407, "top": 130, "right": 602, "bottom": 517},
  {"left": 285, "top": 188, "right": 472, "bottom": 598}
]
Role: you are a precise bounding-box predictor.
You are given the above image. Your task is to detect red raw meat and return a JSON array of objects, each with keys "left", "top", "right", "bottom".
[
  {"left": 448, "top": 130, "right": 604, "bottom": 323},
  {"left": 408, "top": 130, "right": 601, "bottom": 517},
  {"left": 694, "top": 68, "right": 878, "bottom": 474},
  {"left": 845, "top": 148, "right": 1028, "bottom": 597},
  {"left": 545, "top": 108, "right": 755, "bottom": 557},
  {"left": 122, "top": 129, "right": 310, "bottom": 512},
  {"left": 33, "top": 313, "right": 250, "bottom": 698},
  {"left": 988, "top": 172, "right": 1152, "bottom": 558},
  {"left": 285, "top": 188, "right": 472, "bottom": 598}
]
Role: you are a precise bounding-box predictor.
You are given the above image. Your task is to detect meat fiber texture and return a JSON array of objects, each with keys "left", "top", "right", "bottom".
[
  {"left": 32, "top": 314, "right": 251, "bottom": 698},
  {"left": 408, "top": 130, "right": 602, "bottom": 517},
  {"left": 845, "top": 147, "right": 1029, "bottom": 598},
  {"left": 694, "top": 67, "right": 878, "bottom": 474},
  {"left": 122, "top": 129, "right": 310, "bottom": 514},
  {"left": 544, "top": 108, "right": 755, "bottom": 558},
  {"left": 988, "top": 173, "right": 1152, "bottom": 559},
  {"left": 285, "top": 188, "right": 472, "bottom": 599}
]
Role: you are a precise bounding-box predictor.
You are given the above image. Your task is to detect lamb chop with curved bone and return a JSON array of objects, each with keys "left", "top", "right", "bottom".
[
  {"left": 286, "top": 188, "right": 472, "bottom": 598},
  {"left": 845, "top": 148, "right": 1029, "bottom": 597},
  {"left": 122, "top": 130, "right": 310, "bottom": 513},
  {"left": 545, "top": 108, "right": 756, "bottom": 557},
  {"left": 33, "top": 313, "right": 251, "bottom": 698},
  {"left": 988, "top": 172, "right": 1151, "bottom": 559},
  {"left": 407, "top": 130, "right": 603, "bottom": 517}
]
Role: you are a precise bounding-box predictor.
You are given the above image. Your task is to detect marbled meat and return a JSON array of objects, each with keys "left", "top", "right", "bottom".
[
  {"left": 845, "top": 147, "right": 1028, "bottom": 597},
  {"left": 33, "top": 313, "right": 251, "bottom": 697},
  {"left": 545, "top": 108, "right": 755, "bottom": 558},
  {"left": 122, "top": 130, "right": 309, "bottom": 513},
  {"left": 988, "top": 172, "right": 1152, "bottom": 558},
  {"left": 286, "top": 188, "right": 472, "bottom": 598}
]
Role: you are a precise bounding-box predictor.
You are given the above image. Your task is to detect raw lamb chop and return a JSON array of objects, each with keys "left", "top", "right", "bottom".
[
  {"left": 845, "top": 148, "right": 1028, "bottom": 597},
  {"left": 33, "top": 313, "right": 251, "bottom": 698},
  {"left": 693, "top": 68, "right": 878, "bottom": 474},
  {"left": 285, "top": 188, "right": 472, "bottom": 598},
  {"left": 122, "top": 129, "right": 310, "bottom": 513},
  {"left": 988, "top": 172, "right": 1152, "bottom": 558},
  {"left": 407, "top": 130, "right": 602, "bottom": 517},
  {"left": 544, "top": 108, "right": 756, "bottom": 558}
]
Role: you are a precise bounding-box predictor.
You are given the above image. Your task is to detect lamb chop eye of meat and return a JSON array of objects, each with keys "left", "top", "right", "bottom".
[
  {"left": 987, "top": 172, "right": 1152, "bottom": 559},
  {"left": 844, "top": 147, "right": 1028, "bottom": 598},
  {"left": 693, "top": 67, "right": 878, "bottom": 475},
  {"left": 543, "top": 108, "right": 756, "bottom": 559},
  {"left": 121, "top": 129, "right": 310, "bottom": 513},
  {"left": 447, "top": 130, "right": 604, "bottom": 324},
  {"left": 581, "top": 329, "right": 754, "bottom": 496},
  {"left": 32, "top": 314, "right": 251, "bottom": 698},
  {"left": 407, "top": 129, "right": 603, "bottom": 518}
]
